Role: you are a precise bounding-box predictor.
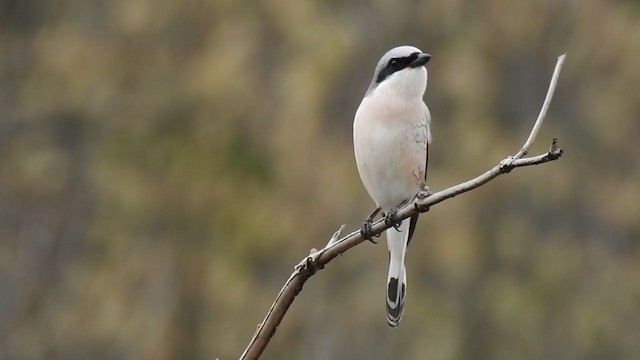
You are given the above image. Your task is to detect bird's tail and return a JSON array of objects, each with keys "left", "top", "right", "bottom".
[{"left": 385, "top": 219, "right": 410, "bottom": 327}]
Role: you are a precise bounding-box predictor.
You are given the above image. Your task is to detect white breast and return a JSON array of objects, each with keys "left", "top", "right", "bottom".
[{"left": 353, "top": 90, "right": 430, "bottom": 211}]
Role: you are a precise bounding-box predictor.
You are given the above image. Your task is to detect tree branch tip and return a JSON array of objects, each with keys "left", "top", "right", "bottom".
[
  {"left": 549, "top": 148, "right": 564, "bottom": 160},
  {"left": 548, "top": 138, "right": 563, "bottom": 159}
]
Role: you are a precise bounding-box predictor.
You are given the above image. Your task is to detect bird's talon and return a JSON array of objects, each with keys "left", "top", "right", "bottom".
[
  {"left": 361, "top": 218, "right": 378, "bottom": 244},
  {"left": 361, "top": 207, "right": 382, "bottom": 244},
  {"left": 384, "top": 208, "right": 402, "bottom": 230}
]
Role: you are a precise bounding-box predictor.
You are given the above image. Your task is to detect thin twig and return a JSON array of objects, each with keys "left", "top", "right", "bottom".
[
  {"left": 239, "top": 54, "right": 566, "bottom": 360},
  {"left": 514, "top": 54, "right": 566, "bottom": 159}
]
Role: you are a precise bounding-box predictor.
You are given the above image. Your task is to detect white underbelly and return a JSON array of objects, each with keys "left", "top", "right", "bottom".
[{"left": 354, "top": 119, "right": 426, "bottom": 211}]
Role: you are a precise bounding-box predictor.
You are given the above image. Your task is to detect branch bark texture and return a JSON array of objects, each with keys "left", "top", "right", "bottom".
[{"left": 239, "top": 54, "right": 566, "bottom": 360}]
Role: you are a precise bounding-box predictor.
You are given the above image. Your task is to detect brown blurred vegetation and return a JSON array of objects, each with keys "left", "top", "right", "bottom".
[{"left": 1, "top": 0, "right": 639, "bottom": 359}]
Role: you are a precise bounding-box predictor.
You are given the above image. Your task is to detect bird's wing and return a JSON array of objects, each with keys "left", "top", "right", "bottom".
[{"left": 407, "top": 105, "right": 430, "bottom": 245}]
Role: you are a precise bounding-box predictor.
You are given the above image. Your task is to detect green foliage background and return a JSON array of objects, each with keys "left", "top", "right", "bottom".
[{"left": 1, "top": 1, "right": 639, "bottom": 359}]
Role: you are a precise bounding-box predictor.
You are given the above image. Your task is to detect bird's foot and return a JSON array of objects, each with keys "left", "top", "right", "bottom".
[
  {"left": 384, "top": 207, "right": 402, "bottom": 231},
  {"left": 360, "top": 207, "right": 381, "bottom": 244},
  {"left": 361, "top": 218, "right": 379, "bottom": 244}
]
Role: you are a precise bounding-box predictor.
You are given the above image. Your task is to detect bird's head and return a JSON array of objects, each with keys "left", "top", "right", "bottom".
[{"left": 366, "top": 45, "right": 431, "bottom": 98}]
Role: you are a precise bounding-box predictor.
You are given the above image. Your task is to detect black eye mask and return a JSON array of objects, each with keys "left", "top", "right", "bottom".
[{"left": 375, "top": 52, "right": 420, "bottom": 84}]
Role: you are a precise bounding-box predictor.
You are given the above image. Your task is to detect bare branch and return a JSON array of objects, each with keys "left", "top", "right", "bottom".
[
  {"left": 514, "top": 54, "right": 566, "bottom": 159},
  {"left": 239, "top": 54, "right": 566, "bottom": 360}
]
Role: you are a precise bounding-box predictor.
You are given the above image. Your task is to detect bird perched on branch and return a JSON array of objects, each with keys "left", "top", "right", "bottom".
[{"left": 353, "top": 45, "right": 432, "bottom": 327}]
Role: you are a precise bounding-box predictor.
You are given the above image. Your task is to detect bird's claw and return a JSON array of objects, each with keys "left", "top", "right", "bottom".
[
  {"left": 361, "top": 218, "right": 379, "bottom": 244},
  {"left": 384, "top": 208, "right": 402, "bottom": 231}
]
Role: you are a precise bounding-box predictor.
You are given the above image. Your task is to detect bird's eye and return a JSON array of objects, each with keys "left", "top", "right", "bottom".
[{"left": 389, "top": 59, "right": 398, "bottom": 66}]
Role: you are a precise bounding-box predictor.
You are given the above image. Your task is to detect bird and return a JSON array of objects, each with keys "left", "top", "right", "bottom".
[{"left": 353, "top": 45, "right": 431, "bottom": 327}]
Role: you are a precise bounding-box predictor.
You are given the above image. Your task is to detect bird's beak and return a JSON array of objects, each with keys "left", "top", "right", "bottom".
[{"left": 409, "top": 53, "right": 432, "bottom": 68}]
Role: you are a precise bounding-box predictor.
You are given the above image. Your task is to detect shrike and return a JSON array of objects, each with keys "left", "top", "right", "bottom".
[{"left": 353, "top": 45, "right": 431, "bottom": 327}]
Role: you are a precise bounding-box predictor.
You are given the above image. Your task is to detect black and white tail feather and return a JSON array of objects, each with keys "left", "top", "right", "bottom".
[{"left": 385, "top": 218, "right": 410, "bottom": 327}]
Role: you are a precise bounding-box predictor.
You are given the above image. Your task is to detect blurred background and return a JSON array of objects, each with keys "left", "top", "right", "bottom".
[{"left": 1, "top": 0, "right": 639, "bottom": 359}]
